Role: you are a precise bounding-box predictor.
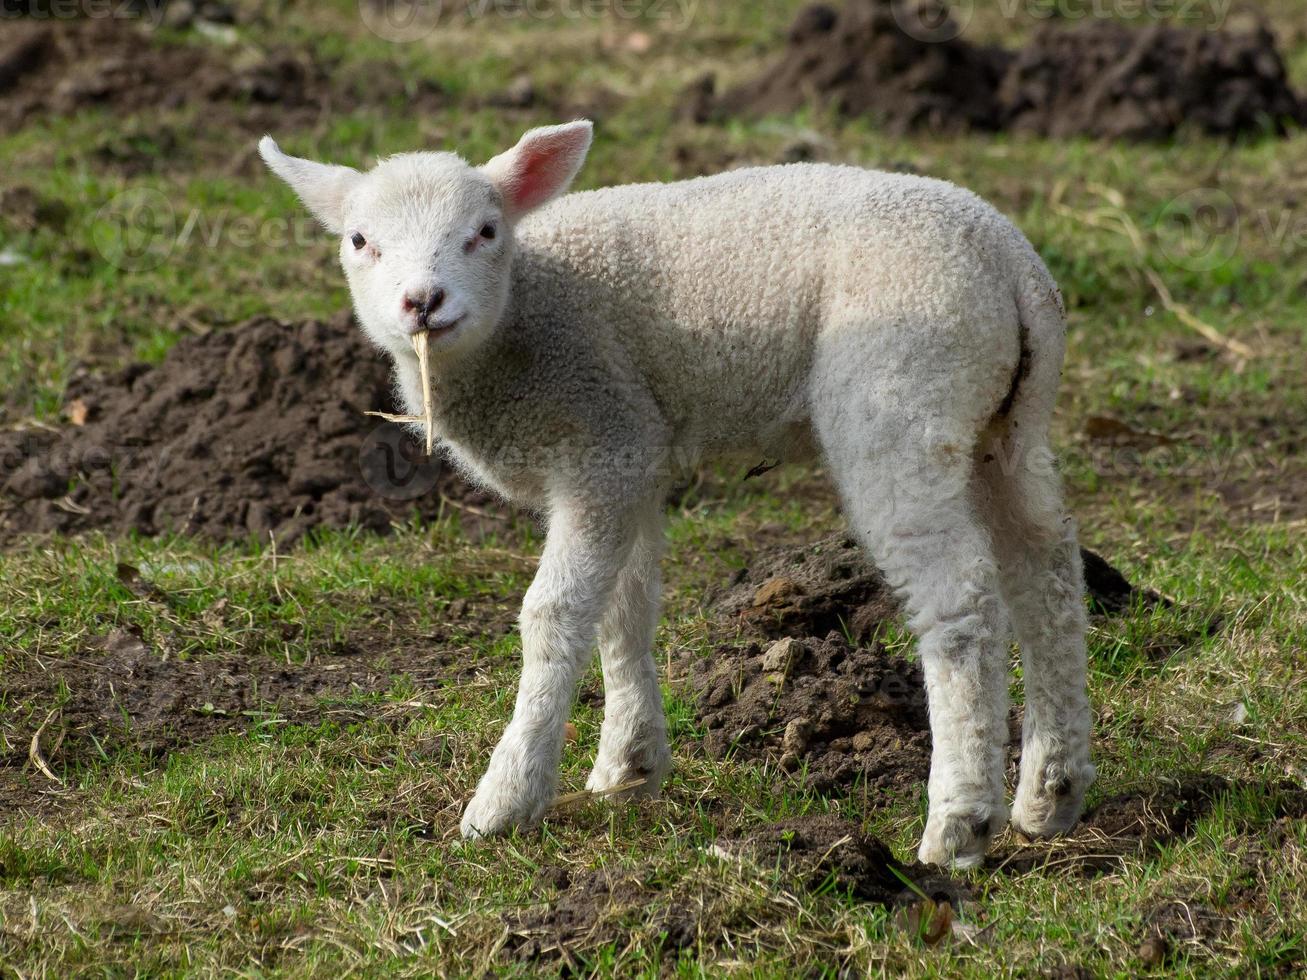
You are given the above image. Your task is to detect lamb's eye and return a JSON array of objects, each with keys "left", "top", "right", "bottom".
[
  {"left": 350, "top": 232, "right": 367, "bottom": 250},
  {"left": 479, "top": 223, "right": 496, "bottom": 240}
]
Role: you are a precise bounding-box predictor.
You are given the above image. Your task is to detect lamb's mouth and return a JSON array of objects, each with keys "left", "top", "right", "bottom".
[{"left": 411, "top": 313, "right": 465, "bottom": 339}]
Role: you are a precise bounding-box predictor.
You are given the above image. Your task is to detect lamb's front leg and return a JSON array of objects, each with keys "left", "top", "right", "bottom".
[
  {"left": 460, "top": 504, "right": 636, "bottom": 839},
  {"left": 587, "top": 506, "right": 671, "bottom": 798}
]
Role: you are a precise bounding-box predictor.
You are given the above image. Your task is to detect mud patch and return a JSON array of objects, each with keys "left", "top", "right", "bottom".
[
  {"left": 0, "top": 588, "right": 516, "bottom": 812},
  {"left": 0, "top": 18, "right": 445, "bottom": 136},
  {"left": 505, "top": 865, "right": 701, "bottom": 962},
  {"left": 708, "top": 0, "right": 1303, "bottom": 140},
  {"left": 722, "top": 814, "right": 965, "bottom": 907},
  {"left": 692, "top": 633, "right": 931, "bottom": 796},
  {"left": 506, "top": 814, "right": 963, "bottom": 965},
  {"left": 0, "top": 312, "right": 504, "bottom": 546}
]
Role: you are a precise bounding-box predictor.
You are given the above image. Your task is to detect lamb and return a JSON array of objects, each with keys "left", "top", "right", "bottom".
[{"left": 258, "top": 120, "right": 1095, "bottom": 867}]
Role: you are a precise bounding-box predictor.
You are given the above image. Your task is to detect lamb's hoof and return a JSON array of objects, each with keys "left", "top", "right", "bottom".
[
  {"left": 918, "top": 805, "right": 1006, "bottom": 869},
  {"left": 586, "top": 744, "right": 671, "bottom": 799},
  {"left": 1011, "top": 761, "right": 1096, "bottom": 838},
  {"left": 459, "top": 782, "right": 548, "bottom": 840}
]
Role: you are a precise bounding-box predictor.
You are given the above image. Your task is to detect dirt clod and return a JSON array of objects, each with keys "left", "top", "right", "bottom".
[
  {"left": 709, "top": 0, "right": 1303, "bottom": 140},
  {"left": 0, "top": 312, "right": 501, "bottom": 546},
  {"left": 693, "top": 631, "right": 931, "bottom": 795}
]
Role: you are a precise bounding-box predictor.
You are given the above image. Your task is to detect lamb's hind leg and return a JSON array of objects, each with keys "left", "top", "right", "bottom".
[
  {"left": 976, "top": 437, "right": 1095, "bottom": 836},
  {"left": 814, "top": 398, "right": 1011, "bottom": 867},
  {"left": 586, "top": 504, "right": 671, "bottom": 798}
]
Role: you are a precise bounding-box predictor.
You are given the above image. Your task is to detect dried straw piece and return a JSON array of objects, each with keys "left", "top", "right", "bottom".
[
  {"left": 364, "top": 331, "right": 437, "bottom": 451},
  {"left": 29, "top": 707, "right": 63, "bottom": 785},
  {"left": 412, "top": 330, "right": 434, "bottom": 454}
]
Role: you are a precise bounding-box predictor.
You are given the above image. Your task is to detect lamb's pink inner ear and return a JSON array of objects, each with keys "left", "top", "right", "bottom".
[{"left": 489, "top": 122, "right": 592, "bottom": 218}]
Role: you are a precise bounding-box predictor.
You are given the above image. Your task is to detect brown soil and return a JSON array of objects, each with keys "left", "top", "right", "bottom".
[
  {"left": 709, "top": 0, "right": 1304, "bottom": 140},
  {"left": 0, "top": 312, "right": 505, "bottom": 547},
  {"left": 507, "top": 814, "right": 964, "bottom": 965},
  {"left": 724, "top": 814, "right": 965, "bottom": 906},
  {"left": 0, "top": 17, "right": 445, "bottom": 137},
  {"left": 0, "top": 589, "right": 516, "bottom": 813}
]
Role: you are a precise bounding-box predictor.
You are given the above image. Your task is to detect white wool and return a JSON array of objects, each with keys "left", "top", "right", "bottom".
[{"left": 261, "top": 122, "right": 1094, "bottom": 868}]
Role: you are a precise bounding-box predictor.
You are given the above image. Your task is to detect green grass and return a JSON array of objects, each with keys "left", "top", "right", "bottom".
[{"left": 2, "top": 1, "right": 1306, "bottom": 975}]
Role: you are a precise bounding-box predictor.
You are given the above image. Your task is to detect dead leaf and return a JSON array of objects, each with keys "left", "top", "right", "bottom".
[
  {"left": 116, "top": 562, "right": 170, "bottom": 603},
  {"left": 895, "top": 898, "right": 954, "bottom": 947},
  {"left": 563, "top": 721, "right": 579, "bottom": 744},
  {"left": 1084, "top": 415, "right": 1178, "bottom": 447}
]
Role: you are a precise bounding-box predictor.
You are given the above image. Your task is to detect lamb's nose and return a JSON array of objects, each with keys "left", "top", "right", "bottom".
[{"left": 403, "top": 288, "right": 445, "bottom": 327}]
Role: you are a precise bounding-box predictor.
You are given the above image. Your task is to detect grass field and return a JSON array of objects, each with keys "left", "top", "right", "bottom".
[{"left": 1, "top": 1, "right": 1305, "bottom": 975}]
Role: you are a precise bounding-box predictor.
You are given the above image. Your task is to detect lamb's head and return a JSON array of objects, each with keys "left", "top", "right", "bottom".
[{"left": 258, "top": 121, "right": 593, "bottom": 360}]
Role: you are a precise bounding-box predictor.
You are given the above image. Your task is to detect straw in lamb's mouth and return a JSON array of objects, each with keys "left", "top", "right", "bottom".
[{"left": 364, "top": 329, "right": 435, "bottom": 455}]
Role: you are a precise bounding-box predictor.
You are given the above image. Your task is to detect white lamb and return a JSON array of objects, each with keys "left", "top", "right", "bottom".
[{"left": 259, "top": 120, "right": 1095, "bottom": 867}]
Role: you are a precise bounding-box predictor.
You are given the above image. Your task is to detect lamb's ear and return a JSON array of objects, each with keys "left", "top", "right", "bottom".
[
  {"left": 480, "top": 120, "right": 593, "bottom": 221},
  {"left": 258, "top": 136, "right": 361, "bottom": 234}
]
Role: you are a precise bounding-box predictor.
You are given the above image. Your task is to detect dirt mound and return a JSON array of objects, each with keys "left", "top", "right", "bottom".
[
  {"left": 693, "top": 534, "right": 1176, "bottom": 795},
  {"left": 713, "top": 0, "right": 1008, "bottom": 134},
  {"left": 1000, "top": 20, "right": 1304, "bottom": 140},
  {"left": 692, "top": 632, "right": 931, "bottom": 795},
  {"left": 0, "top": 312, "right": 503, "bottom": 546},
  {"left": 0, "top": 18, "right": 444, "bottom": 135},
  {"left": 710, "top": 0, "right": 1303, "bottom": 139}
]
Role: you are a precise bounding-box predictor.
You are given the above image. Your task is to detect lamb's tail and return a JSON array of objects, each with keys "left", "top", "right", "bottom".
[{"left": 994, "top": 258, "right": 1067, "bottom": 435}]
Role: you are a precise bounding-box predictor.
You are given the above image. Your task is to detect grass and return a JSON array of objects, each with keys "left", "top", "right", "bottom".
[{"left": 2, "top": 0, "right": 1306, "bottom": 975}]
